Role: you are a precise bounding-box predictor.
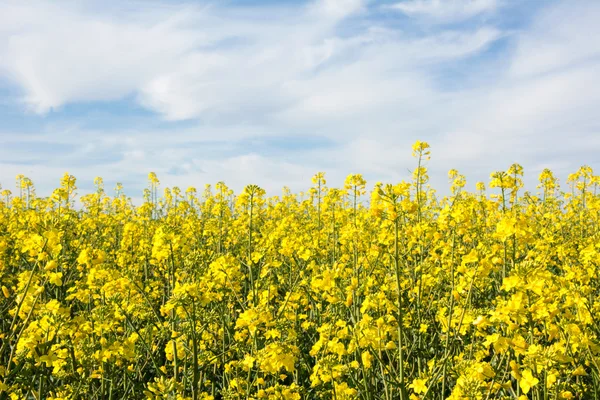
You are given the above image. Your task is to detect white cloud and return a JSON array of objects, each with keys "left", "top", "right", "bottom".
[
  {"left": 508, "top": 1, "right": 600, "bottom": 78},
  {"left": 0, "top": 0, "right": 498, "bottom": 122},
  {"left": 389, "top": 0, "right": 497, "bottom": 23},
  {"left": 0, "top": 2, "right": 202, "bottom": 113},
  {"left": 309, "top": 0, "right": 366, "bottom": 20}
]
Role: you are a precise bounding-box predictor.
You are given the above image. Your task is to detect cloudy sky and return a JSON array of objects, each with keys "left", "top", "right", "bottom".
[{"left": 0, "top": 0, "right": 599, "bottom": 198}]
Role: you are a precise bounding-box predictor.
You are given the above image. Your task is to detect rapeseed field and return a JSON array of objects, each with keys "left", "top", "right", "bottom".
[{"left": 1, "top": 142, "right": 599, "bottom": 399}]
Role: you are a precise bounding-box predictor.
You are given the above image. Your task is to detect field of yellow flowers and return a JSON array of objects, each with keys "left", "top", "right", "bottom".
[{"left": 1, "top": 142, "right": 599, "bottom": 399}]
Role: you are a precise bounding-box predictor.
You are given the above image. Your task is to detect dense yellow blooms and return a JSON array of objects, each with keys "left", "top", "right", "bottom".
[{"left": 1, "top": 145, "right": 600, "bottom": 399}]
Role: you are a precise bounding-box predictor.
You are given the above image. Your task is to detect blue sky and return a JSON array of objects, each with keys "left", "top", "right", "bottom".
[{"left": 1, "top": 0, "right": 599, "bottom": 198}]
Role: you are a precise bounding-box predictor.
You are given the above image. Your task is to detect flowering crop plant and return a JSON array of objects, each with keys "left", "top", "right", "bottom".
[{"left": 1, "top": 141, "right": 600, "bottom": 400}]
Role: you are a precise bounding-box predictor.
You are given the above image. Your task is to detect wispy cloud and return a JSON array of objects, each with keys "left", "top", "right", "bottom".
[
  {"left": 389, "top": 0, "right": 497, "bottom": 23},
  {"left": 0, "top": 0, "right": 497, "bottom": 121},
  {"left": 508, "top": 1, "right": 600, "bottom": 78}
]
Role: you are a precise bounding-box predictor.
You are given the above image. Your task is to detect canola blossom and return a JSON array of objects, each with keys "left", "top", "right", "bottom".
[{"left": 1, "top": 142, "right": 600, "bottom": 399}]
